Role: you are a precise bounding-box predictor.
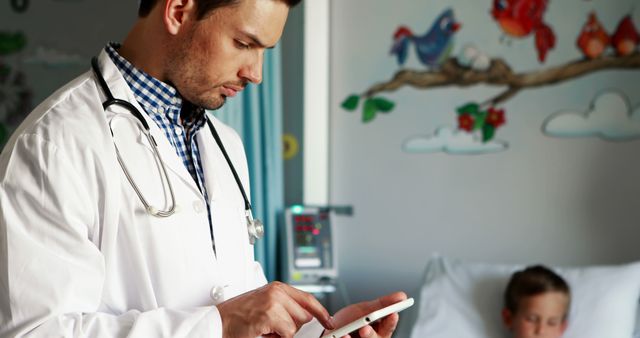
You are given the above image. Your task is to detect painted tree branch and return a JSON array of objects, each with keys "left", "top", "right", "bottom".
[{"left": 362, "top": 52, "right": 640, "bottom": 106}]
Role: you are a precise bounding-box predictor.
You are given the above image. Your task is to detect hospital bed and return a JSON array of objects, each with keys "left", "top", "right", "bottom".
[{"left": 395, "top": 254, "right": 640, "bottom": 338}]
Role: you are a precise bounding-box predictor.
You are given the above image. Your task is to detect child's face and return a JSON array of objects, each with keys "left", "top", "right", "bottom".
[{"left": 502, "top": 291, "right": 569, "bottom": 338}]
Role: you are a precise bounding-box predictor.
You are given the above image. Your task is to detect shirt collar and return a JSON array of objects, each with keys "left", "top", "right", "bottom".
[{"left": 105, "top": 42, "right": 183, "bottom": 116}]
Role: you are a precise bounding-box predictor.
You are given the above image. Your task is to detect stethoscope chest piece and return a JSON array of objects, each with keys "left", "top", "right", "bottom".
[{"left": 246, "top": 210, "right": 264, "bottom": 245}]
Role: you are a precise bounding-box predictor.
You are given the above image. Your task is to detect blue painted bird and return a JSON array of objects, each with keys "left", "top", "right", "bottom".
[{"left": 390, "top": 8, "right": 461, "bottom": 68}]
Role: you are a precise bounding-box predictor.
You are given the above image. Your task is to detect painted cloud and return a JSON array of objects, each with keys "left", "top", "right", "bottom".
[
  {"left": 24, "top": 46, "right": 84, "bottom": 67},
  {"left": 403, "top": 126, "right": 508, "bottom": 155},
  {"left": 543, "top": 91, "right": 640, "bottom": 141}
]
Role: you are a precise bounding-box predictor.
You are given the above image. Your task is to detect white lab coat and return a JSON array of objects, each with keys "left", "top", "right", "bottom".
[{"left": 0, "top": 50, "right": 323, "bottom": 338}]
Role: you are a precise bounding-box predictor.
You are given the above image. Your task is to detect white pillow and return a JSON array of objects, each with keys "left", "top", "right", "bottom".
[{"left": 409, "top": 254, "right": 640, "bottom": 338}]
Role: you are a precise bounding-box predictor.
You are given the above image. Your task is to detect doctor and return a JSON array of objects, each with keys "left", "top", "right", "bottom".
[{"left": 0, "top": 0, "right": 406, "bottom": 337}]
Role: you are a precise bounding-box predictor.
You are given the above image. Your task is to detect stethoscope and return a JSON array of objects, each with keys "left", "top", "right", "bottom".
[{"left": 91, "top": 57, "right": 264, "bottom": 245}]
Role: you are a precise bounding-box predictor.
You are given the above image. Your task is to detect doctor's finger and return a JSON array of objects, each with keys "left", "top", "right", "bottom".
[
  {"left": 278, "top": 296, "right": 316, "bottom": 328},
  {"left": 357, "top": 325, "right": 374, "bottom": 338},
  {"left": 374, "top": 292, "right": 408, "bottom": 309},
  {"left": 269, "top": 307, "right": 305, "bottom": 338},
  {"left": 373, "top": 312, "right": 399, "bottom": 338},
  {"left": 280, "top": 283, "right": 335, "bottom": 329},
  {"left": 351, "top": 291, "right": 408, "bottom": 317}
]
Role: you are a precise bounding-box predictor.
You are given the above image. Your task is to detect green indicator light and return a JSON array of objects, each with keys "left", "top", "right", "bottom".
[{"left": 291, "top": 205, "right": 304, "bottom": 214}]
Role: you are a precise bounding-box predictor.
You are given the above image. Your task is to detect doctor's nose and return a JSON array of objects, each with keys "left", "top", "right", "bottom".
[{"left": 239, "top": 52, "right": 263, "bottom": 85}]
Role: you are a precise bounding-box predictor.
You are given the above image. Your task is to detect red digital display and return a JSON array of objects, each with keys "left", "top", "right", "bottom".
[
  {"left": 294, "top": 215, "right": 314, "bottom": 223},
  {"left": 294, "top": 214, "right": 325, "bottom": 236}
]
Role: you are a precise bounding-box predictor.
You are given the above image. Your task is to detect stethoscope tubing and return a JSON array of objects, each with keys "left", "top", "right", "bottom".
[{"left": 90, "top": 56, "right": 254, "bottom": 220}]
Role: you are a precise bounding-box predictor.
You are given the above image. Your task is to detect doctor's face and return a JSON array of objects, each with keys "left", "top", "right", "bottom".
[{"left": 166, "top": 0, "right": 289, "bottom": 110}]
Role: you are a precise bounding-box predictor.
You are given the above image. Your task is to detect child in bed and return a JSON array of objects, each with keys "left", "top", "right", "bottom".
[{"left": 502, "top": 265, "right": 571, "bottom": 338}]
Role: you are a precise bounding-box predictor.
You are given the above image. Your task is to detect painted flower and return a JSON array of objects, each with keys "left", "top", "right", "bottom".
[
  {"left": 487, "top": 107, "right": 506, "bottom": 128},
  {"left": 458, "top": 114, "right": 475, "bottom": 132}
]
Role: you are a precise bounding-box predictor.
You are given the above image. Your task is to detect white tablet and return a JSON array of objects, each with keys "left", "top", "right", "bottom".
[{"left": 321, "top": 298, "right": 414, "bottom": 338}]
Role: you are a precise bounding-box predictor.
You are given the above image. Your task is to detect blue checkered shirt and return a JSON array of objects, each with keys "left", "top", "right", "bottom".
[{"left": 105, "top": 43, "right": 214, "bottom": 243}]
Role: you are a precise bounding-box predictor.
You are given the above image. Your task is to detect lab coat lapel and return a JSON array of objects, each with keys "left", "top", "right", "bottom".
[
  {"left": 200, "top": 115, "right": 271, "bottom": 300},
  {"left": 96, "top": 50, "right": 201, "bottom": 196},
  {"left": 198, "top": 118, "right": 222, "bottom": 205}
]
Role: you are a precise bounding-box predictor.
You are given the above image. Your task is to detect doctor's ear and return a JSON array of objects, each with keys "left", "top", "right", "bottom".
[{"left": 162, "top": 0, "right": 197, "bottom": 35}]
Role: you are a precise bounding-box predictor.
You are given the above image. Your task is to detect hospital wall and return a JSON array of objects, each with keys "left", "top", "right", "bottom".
[
  {"left": 0, "top": 1, "right": 137, "bottom": 140},
  {"left": 284, "top": 0, "right": 640, "bottom": 304}
]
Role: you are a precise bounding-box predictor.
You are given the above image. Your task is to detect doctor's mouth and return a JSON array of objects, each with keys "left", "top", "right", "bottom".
[{"left": 221, "top": 84, "right": 246, "bottom": 98}]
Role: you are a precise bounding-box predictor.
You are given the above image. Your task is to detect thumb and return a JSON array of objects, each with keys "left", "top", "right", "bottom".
[
  {"left": 377, "top": 292, "right": 408, "bottom": 308},
  {"left": 357, "top": 292, "right": 407, "bottom": 316}
]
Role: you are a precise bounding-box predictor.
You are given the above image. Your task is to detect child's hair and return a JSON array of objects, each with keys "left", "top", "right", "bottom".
[{"left": 504, "top": 265, "right": 571, "bottom": 315}]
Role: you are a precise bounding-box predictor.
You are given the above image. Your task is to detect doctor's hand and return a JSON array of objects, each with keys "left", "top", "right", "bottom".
[
  {"left": 329, "top": 291, "right": 407, "bottom": 338},
  {"left": 217, "top": 281, "right": 336, "bottom": 338}
]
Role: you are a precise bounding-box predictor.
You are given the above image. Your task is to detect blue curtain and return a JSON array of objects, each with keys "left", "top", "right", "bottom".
[{"left": 209, "top": 46, "right": 284, "bottom": 282}]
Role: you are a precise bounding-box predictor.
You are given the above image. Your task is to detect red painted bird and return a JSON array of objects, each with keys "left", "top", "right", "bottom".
[
  {"left": 577, "top": 12, "right": 610, "bottom": 59},
  {"left": 491, "top": 0, "right": 556, "bottom": 62},
  {"left": 611, "top": 15, "right": 640, "bottom": 56}
]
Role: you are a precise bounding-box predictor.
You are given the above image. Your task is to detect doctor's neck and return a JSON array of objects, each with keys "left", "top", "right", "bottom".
[{"left": 118, "top": 1, "right": 189, "bottom": 85}]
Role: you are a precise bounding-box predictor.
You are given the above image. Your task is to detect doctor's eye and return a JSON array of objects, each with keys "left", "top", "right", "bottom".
[{"left": 235, "top": 40, "right": 250, "bottom": 50}]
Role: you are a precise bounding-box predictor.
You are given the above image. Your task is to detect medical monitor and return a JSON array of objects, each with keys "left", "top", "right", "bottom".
[{"left": 284, "top": 206, "right": 337, "bottom": 285}]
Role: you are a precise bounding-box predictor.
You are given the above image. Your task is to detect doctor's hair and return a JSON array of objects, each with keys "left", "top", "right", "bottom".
[
  {"left": 504, "top": 265, "right": 571, "bottom": 316},
  {"left": 139, "top": 0, "right": 302, "bottom": 19}
]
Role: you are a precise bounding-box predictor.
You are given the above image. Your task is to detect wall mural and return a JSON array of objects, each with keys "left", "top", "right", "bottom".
[
  {"left": 282, "top": 133, "right": 300, "bottom": 160},
  {"left": 8, "top": 0, "right": 83, "bottom": 14},
  {"left": 543, "top": 90, "right": 640, "bottom": 141},
  {"left": 341, "top": 0, "right": 640, "bottom": 155},
  {"left": 1, "top": 0, "right": 90, "bottom": 148},
  {"left": 23, "top": 46, "right": 85, "bottom": 68},
  {"left": 0, "top": 31, "right": 31, "bottom": 145},
  {"left": 10, "top": 0, "right": 29, "bottom": 13}
]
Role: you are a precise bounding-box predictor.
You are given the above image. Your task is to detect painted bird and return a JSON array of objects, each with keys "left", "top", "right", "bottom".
[
  {"left": 491, "top": 0, "right": 556, "bottom": 62},
  {"left": 577, "top": 12, "right": 610, "bottom": 59},
  {"left": 390, "top": 8, "right": 461, "bottom": 68},
  {"left": 611, "top": 15, "right": 640, "bottom": 56}
]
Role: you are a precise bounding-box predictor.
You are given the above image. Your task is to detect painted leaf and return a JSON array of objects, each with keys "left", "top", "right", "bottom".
[
  {"left": 457, "top": 102, "right": 479, "bottom": 116},
  {"left": 363, "top": 99, "right": 378, "bottom": 123},
  {"left": 372, "top": 97, "right": 394, "bottom": 113},
  {"left": 474, "top": 112, "right": 487, "bottom": 130},
  {"left": 0, "top": 32, "right": 26, "bottom": 56},
  {"left": 341, "top": 95, "right": 360, "bottom": 111},
  {"left": 482, "top": 124, "right": 495, "bottom": 142}
]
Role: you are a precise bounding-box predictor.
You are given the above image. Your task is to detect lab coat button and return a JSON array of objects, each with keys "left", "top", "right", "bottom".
[
  {"left": 175, "top": 128, "right": 183, "bottom": 136},
  {"left": 193, "top": 201, "right": 205, "bottom": 213},
  {"left": 210, "top": 286, "right": 225, "bottom": 302}
]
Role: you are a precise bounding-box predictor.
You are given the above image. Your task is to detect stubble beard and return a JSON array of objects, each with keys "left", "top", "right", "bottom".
[
  {"left": 167, "top": 59, "right": 227, "bottom": 111},
  {"left": 166, "top": 30, "right": 227, "bottom": 111}
]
